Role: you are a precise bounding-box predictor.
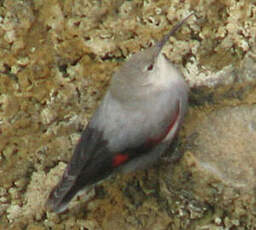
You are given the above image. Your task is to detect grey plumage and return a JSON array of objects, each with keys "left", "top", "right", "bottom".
[{"left": 46, "top": 13, "right": 193, "bottom": 213}]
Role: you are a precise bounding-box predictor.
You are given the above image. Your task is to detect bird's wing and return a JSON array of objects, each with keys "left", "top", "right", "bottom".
[
  {"left": 45, "top": 126, "right": 113, "bottom": 213},
  {"left": 46, "top": 96, "right": 181, "bottom": 213}
]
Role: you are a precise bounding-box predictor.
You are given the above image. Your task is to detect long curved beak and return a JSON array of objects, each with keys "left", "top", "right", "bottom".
[{"left": 156, "top": 12, "right": 195, "bottom": 55}]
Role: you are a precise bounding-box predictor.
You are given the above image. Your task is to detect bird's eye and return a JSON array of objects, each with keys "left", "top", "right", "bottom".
[{"left": 146, "top": 64, "right": 154, "bottom": 71}]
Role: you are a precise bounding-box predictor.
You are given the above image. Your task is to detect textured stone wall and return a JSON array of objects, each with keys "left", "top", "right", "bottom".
[{"left": 0, "top": 0, "right": 256, "bottom": 229}]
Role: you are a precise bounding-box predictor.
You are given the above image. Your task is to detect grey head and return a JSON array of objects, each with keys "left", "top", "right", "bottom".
[{"left": 109, "top": 12, "right": 194, "bottom": 101}]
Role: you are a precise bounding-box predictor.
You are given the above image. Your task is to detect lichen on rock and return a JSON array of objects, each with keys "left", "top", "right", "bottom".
[{"left": 1, "top": 0, "right": 256, "bottom": 229}]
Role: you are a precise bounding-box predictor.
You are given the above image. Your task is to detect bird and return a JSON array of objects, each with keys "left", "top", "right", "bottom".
[{"left": 46, "top": 13, "right": 193, "bottom": 213}]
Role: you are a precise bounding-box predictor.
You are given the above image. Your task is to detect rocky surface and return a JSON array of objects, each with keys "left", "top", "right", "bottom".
[{"left": 0, "top": 0, "right": 256, "bottom": 229}]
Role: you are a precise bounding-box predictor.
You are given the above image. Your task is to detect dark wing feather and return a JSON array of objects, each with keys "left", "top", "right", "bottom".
[
  {"left": 46, "top": 124, "right": 155, "bottom": 213},
  {"left": 46, "top": 100, "right": 180, "bottom": 213},
  {"left": 46, "top": 126, "right": 114, "bottom": 213}
]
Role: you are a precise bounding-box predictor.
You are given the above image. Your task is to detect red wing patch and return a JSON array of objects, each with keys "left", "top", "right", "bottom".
[
  {"left": 111, "top": 102, "right": 180, "bottom": 167},
  {"left": 147, "top": 101, "right": 180, "bottom": 146},
  {"left": 112, "top": 153, "right": 129, "bottom": 167}
]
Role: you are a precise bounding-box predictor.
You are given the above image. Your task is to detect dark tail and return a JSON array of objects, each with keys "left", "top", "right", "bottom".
[
  {"left": 45, "top": 166, "right": 79, "bottom": 213},
  {"left": 45, "top": 127, "right": 114, "bottom": 213}
]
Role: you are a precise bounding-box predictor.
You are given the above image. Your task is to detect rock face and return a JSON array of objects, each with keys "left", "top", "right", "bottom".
[
  {"left": 190, "top": 105, "right": 256, "bottom": 190},
  {"left": 159, "top": 103, "right": 256, "bottom": 229},
  {"left": 0, "top": 0, "right": 256, "bottom": 229}
]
